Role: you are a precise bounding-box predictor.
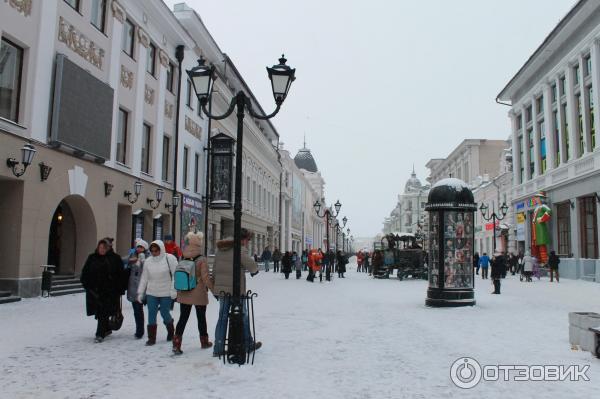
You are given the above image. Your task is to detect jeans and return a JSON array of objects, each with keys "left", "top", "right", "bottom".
[
  {"left": 481, "top": 267, "right": 488, "bottom": 279},
  {"left": 296, "top": 269, "right": 301, "bottom": 279},
  {"left": 146, "top": 295, "right": 173, "bottom": 326},
  {"left": 273, "top": 261, "right": 280, "bottom": 272},
  {"left": 132, "top": 301, "right": 145, "bottom": 337},
  {"left": 176, "top": 303, "right": 208, "bottom": 336},
  {"left": 214, "top": 296, "right": 252, "bottom": 356}
]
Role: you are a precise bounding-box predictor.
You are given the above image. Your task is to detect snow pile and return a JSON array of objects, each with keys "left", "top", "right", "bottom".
[
  {"left": 432, "top": 177, "right": 469, "bottom": 190},
  {"left": 0, "top": 264, "right": 599, "bottom": 398}
]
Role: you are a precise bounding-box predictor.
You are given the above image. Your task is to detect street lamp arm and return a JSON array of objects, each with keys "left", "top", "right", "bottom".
[
  {"left": 201, "top": 97, "right": 237, "bottom": 121},
  {"left": 245, "top": 96, "right": 281, "bottom": 120}
]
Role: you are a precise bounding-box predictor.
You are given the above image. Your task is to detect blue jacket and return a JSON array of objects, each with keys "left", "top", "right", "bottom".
[{"left": 479, "top": 255, "right": 490, "bottom": 268}]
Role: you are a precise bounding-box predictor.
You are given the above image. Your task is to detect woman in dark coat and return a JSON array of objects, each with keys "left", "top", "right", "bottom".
[
  {"left": 548, "top": 250, "right": 560, "bottom": 282},
  {"left": 336, "top": 251, "right": 347, "bottom": 278},
  {"left": 281, "top": 251, "right": 292, "bottom": 280},
  {"left": 80, "top": 239, "right": 124, "bottom": 342}
]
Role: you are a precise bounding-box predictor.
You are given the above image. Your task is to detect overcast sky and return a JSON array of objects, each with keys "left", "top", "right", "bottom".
[{"left": 165, "top": 0, "right": 575, "bottom": 237}]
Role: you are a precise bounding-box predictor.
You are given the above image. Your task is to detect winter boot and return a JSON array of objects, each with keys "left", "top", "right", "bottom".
[
  {"left": 146, "top": 325, "right": 157, "bottom": 346},
  {"left": 166, "top": 321, "right": 175, "bottom": 342},
  {"left": 248, "top": 341, "right": 262, "bottom": 353},
  {"left": 200, "top": 335, "right": 213, "bottom": 349},
  {"left": 172, "top": 335, "right": 183, "bottom": 355}
]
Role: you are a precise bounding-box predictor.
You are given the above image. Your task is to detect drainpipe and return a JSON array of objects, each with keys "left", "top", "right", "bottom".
[{"left": 172, "top": 45, "right": 184, "bottom": 240}]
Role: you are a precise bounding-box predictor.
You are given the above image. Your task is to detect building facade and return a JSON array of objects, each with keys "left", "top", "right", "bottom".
[
  {"left": 382, "top": 169, "right": 429, "bottom": 238},
  {"left": 497, "top": 0, "right": 600, "bottom": 281},
  {"left": 426, "top": 139, "right": 508, "bottom": 186}
]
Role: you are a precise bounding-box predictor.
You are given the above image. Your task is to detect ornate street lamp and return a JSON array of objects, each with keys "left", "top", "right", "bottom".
[
  {"left": 147, "top": 188, "right": 165, "bottom": 210},
  {"left": 314, "top": 200, "right": 341, "bottom": 281},
  {"left": 480, "top": 201, "right": 509, "bottom": 255},
  {"left": 188, "top": 54, "right": 295, "bottom": 366},
  {"left": 124, "top": 180, "right": 143, "bottom": 204},
  {"left": 6, "top": 144, "right": 36, "bottom": 178},
  {"left": 209, "top": 133, "right": 235, "bottom": 209},
  {"left": 165, "top": 194, "right": 180, "bottom": 212}
]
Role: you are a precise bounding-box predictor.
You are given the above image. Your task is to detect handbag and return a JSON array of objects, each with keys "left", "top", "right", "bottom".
[{"left": 108, "top": 297, "right": 124, "bottom": 331}]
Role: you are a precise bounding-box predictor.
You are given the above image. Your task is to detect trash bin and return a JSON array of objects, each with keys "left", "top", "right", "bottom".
[
  {"left": 424, "top": 178, "right": 477, "bottom": 307},
  {"left": 40, "top": 265, "right": 55, "bottom": 297}
]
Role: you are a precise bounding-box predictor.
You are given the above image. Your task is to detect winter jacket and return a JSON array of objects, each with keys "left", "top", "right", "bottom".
[
  {"left": 261, "top": 249, "right": 272, "bottom": 262},
  {"left": 165, "top": 241, "right": 182, "bottom": 259},
  {"left": 137, "top": 240, "right": 177, "bottom": 299},
  {"left": 336, "top": 253, "right": 348, "bottom": 273},
  {"left": 282, "top": 253, "right": 292, "bottom": 273},
  {"left": 127, "top": 251, "right": 146, "bottom": 302},
  {"left": 491, "top": 255, "right": 506, "bottom": 279},
  {"left": 473, "top": 254, "right": 480, "bottom": 268},
  {"left": 272, "top": 250, "right": 282, "bottom": 262},
  {"left": 80, "top": 251, "right": 123, "bottom": 317},
  {"left": 212, "top": 239, "right": 258, "bottom": 297},
  {"left": 522, "top": 255, "right": 534, "bottom": 272},
  {"left": 308, "top": 251, "right": 323, "bottom": 272},
  {"left": 548, "top": 253, "right": 560, "bottom": 269},
  {"left": 479, "top": 255, "right": 490, "bottom": 268}
]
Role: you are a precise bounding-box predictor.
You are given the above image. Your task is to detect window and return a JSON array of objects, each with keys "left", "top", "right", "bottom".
[
  {"left": 0, "top": 38, "right": 23, "bottom": 122},
  {"left": 562, "top": 103, "right": 570, "bottom": 161},
  {"left": 183, "top": 147, "right": 189, "bottom": 189},
  {"left": 556, "top": 202, "right": 572, "bottom": 256},
  {"left": 90, "top": 0, "right": 106, "bottom": 32},
  {"left": 579, "top": 196, "right": 598, "bottom": 259},
  {"left": 64, "top": 0, "right": 80, "bottom": 10},
  {"left": 551, "top": 84, "right": 557, "bottom": 103},
  {"left": 116, "top": 108, "right": 129, "bottom": 164},
  {"left": 162, "top": 135, "right": 170, "bottom": 181},
  {"left": 585, "top": 55, "right": 592, "bottom": 77},
  {"left": 122, "top": 19, "right": 135, "bottom": 57},
  {"left": 527, "top": 127, "right": 534, "bottom": 178},
  {"left": 574, "top": 64, "right": 580, "bottom": 85},
  {"left": 186, "top": 79, "right": 193, "bottom": 108},
  {"left": 141, "top": 123, "right": 151, "bottom": 174},
  {"left": 536, "top": 95, "right": 543, "bottom": 114},
  {"left": 166, "top": 63, "right": 175, "bottom": 93},
  {"left": 526, "top": 105, "right": 532, "bottom": 123},
  {"left": 589, "top": 86, "right": 596, "bottom": 151},
  {"left": 194, "top": 152, "right": 200, "bottom": 193},
  {"left": 208, "top": 223, "right": 217, "bottom": 255},
  {"left": 517, "top": 113, "right": 523, "bottom": 130},
  {"left": 147, "top": 43, "right": 156, "bottom": 76},
  {"left": 577, "top": 94, "right": 584, "bottom": 156},
  {"left": 553, "top": 110, "right": 560, "bottom": 167},
  {"left": 560, "top": 76, "right": 566, "bottom": 96},
  {"left": 539, "top": 120, "right": 546, "bottom": 174}
]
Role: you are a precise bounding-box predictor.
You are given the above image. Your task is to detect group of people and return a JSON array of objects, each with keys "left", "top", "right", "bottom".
[
  {"left": 356, "top": 251, "right": 371, "bottom": 273},
  {"left": 80, "top": 230, "right": 262, "bottom": 358},
  {"left": 472, "top": 249, "right": 561, "bottom": 294},
  {"left": 255, "top": 247, "right": 350, "bottom": 282}
]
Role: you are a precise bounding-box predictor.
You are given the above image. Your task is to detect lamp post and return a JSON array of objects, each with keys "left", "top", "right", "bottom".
[
  {"left": 188, "top": 54, "right": 295, "bottom": 365},
  {"left": 479, "top": 201, "right": 509, "bottom": 255},
  {"left": 313, "top": 200, "right": 341, "bottom": 281}
]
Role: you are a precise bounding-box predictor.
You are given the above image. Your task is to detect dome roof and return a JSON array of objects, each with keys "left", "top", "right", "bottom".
[
  {"left": 294, "top": 145, "right": 318, "bottom": 173},
  {"left": 404, "top": 168, "right": 423, "bottom": 193},
  {"left": 426, "top": 178, "right": 475, "bottom": 209}
]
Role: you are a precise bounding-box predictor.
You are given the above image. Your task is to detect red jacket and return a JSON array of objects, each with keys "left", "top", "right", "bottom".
[{"left": 164, "top": 242, "right": 182, "bottom": 259}]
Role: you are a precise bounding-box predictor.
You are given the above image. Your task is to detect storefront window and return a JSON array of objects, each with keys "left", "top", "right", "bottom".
[
  {"left": 556, "top": 202, "right": 571, "bottom": 256},
  {"left": 579, "top": 197, "right": 598, "bottom": 259}
]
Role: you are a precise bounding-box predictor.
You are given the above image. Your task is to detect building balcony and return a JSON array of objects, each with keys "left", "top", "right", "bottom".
[{"left": 512, "top": 149, "right": 599, "bottom": 200}]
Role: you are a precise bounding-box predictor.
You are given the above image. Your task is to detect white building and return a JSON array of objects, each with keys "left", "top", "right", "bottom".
[
  {"left": 383, "top": 169, "right": 429, "bottom": 237},
  {"left": 497, "top": 0, "right": 600, "bottom": 281}
]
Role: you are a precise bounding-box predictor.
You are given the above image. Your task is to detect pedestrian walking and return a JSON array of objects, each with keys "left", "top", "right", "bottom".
[
  {"left": 357, "top": 251, "right": 364, "bottom": 272},
  {"left": 137, "top": 240, "right": 177, "bottom": 346},
  {"left": 522, "top": 251, "right": 534, "bottom": 282},
  {"left": 282, "top": 251, "right": 292, "bottom": 279},
  {"left": 473, "top": 252, "right": 480, "bottom": 275},
  {"left": 272, "top": 248, "right": 282, "bottom": 273},
  {"left": 301, "top": 250, "right": 309, "bottom": 272},
  {"left": 126, "top": 239, "right": 148, "bottom": 339},
  {"left": 548, "top": 250, "right": 560, "bottom": 283},
  {"left": 516, "top": 251, "right": 524, "bottom": 275},
  {"left": 479, "top": 252, "right": 490, "bottom": 279},
  {"left": 211, "top": 228, "right": 261, "bottom": 357},
  {"left": 364, "top": 252, "right": 371, "bottom": 275},
  {"left": 336, "top": 250, "right": 347, "bottom": 278},
  {"left": 80, "top": 239, "right": 124, "bottom": 343},
  {"left": 261, "top": 247, "right": 272, "bottom": 272},
  {"left": 172, "top": 232, "right": 215, "bottom": 355},
  {"left": 509, "top": 253, "right": 518, "bottom": 275},
  {"left": 490, "top": 252, "right": 506, "bottom": 294},
  {"left": 294, "top": 251, "right": 302, "bottom": 279}
]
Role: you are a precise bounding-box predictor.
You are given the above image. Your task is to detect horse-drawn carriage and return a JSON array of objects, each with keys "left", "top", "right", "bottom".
[{"left": 373, "top": 232, "right": 427, "bottom": 280}]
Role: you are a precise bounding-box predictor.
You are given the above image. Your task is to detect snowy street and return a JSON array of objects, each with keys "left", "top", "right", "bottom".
[{"left": 1, "top": 261, "right": 599, "bottom": 399}]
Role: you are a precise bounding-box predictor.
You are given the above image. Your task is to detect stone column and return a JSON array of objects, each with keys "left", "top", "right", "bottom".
[
  {"left": 543, "top": 82, "right": 556, "bottom": 170},
  {"left": 565, "top": 64, "right": 579, "bottom": 160},
  {"left": 579, "top": 54, "right": 591, "bottom": 155},
  {"left": 569, "top": 200, "right": 580, "bottom": 259},
  {"left": 522, "top": 104, "right": 532, "bottom": 181},
  {"left": 153, "top": 50, "right": 169, "bottom": 184},
  {"left": 591, "top": 40, "right": 600, "bottom": 152},
  {"left": 107, "top": 1, "right": 125, "bottom": 166},
  {"left": 130, "top": 26, "right": 150, "bottom": 175},
  {"left": 532, "top": 98, "right": 541, "bottom": 177},
  {"left": 556, "top": 76, "right": 568, "bottom": 164}
]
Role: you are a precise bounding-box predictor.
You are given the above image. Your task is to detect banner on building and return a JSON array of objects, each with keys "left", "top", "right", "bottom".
[
  {"left": 516, "top": 211, "right": 526, "bottom": 241},
  {"left": 181, "top": 195, "right": 203, "bottom": 243}
]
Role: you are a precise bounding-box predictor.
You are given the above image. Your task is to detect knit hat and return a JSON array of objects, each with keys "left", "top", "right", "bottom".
[
  {"left": 136, "top": 239, "right": 149, "bottom": 250},
  {"left": 164, "top": 234, "right": 174, "bottom": 241}
]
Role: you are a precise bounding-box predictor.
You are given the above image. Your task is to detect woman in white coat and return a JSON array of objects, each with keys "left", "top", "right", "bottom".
[
  {"left": 522, "top": 251, "right": 534, "bottom": 282},
  {"left": 137, "top": 240, "right": 177, "bottom": 346}
]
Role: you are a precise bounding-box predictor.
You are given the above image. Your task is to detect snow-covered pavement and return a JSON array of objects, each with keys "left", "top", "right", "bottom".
[{"left": 1, "top": 262, "right": 599, "bottom": 399}]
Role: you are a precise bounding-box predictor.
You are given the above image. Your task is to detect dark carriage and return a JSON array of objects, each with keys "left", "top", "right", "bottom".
[{"left": 373, "top": 233, "right": 427, "bottom": 280}]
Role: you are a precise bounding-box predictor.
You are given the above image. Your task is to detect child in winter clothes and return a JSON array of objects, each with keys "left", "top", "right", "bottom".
[
  {"left": 127, "top": 239, "right": 148, "bottom": 339},
  {"left": 137, "top": 240, "right": 178, "bottom": 346}
]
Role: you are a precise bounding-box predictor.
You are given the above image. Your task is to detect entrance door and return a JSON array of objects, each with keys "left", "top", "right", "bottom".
[{"left": 47, "top": 202, "right": 76, "bottom": 275}]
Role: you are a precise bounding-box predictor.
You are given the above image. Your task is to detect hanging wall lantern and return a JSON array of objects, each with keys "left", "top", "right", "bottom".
[{"left": 209, "top": 132, "right": 235, "bottom": 209}]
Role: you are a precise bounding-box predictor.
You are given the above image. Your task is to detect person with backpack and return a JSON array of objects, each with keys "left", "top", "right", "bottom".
[
  {"left": 479, "top": 252, "right": 490, "bottom": 279},
  {"left": 172, "top": 232, "right": 214, "bottom": 355},
  {"left": 127, "top": 239, "right": 148, "bottom": 339},
  {"left": 282, "top": 251, "right": 292, "bottom": 279},
  {"left": 137, "top": 240, "right": 177, "bottom": 346},
  {"left": 211, "top": 229, "right": 261, "bottom": 357}
]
